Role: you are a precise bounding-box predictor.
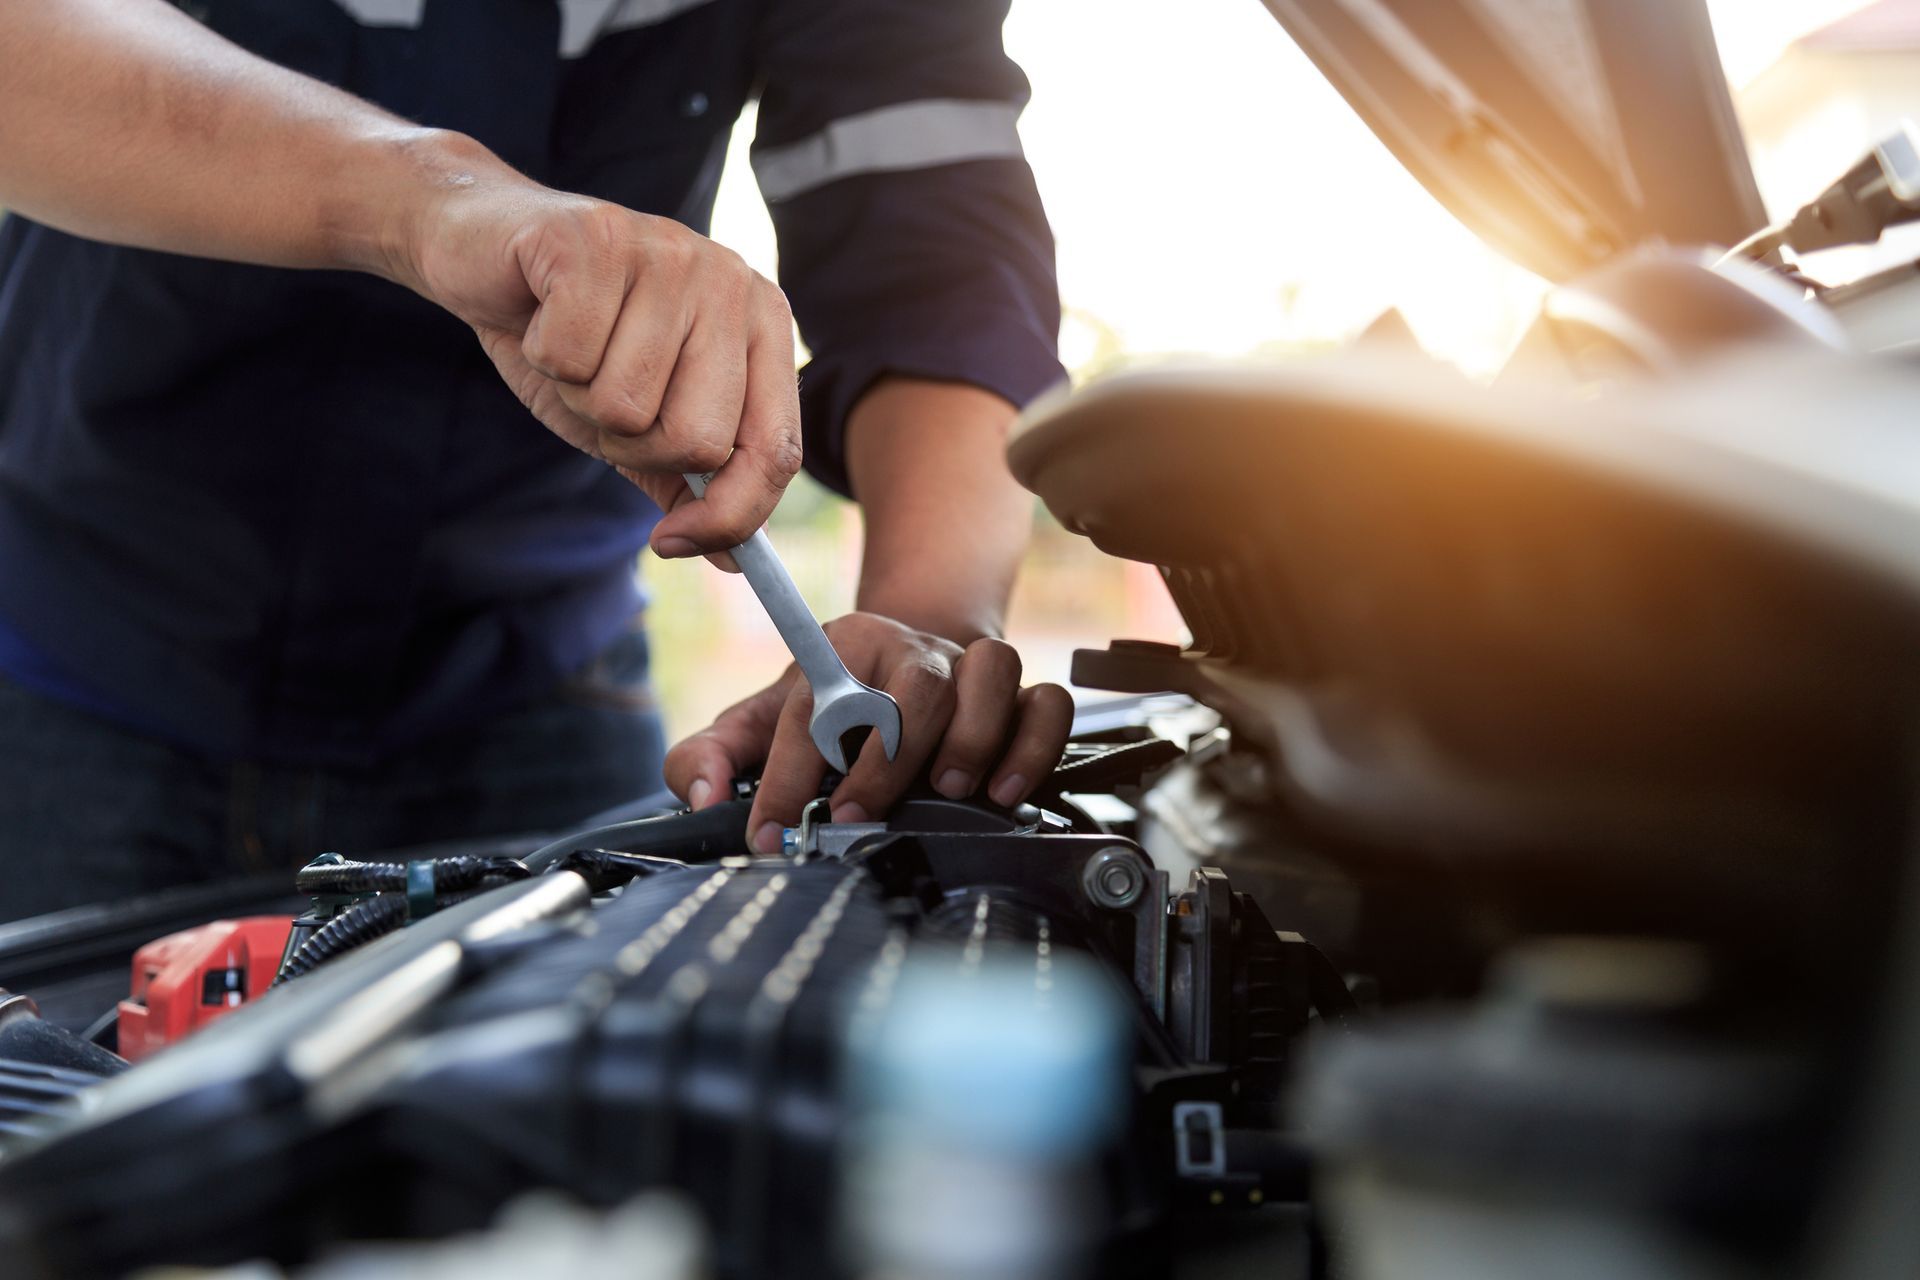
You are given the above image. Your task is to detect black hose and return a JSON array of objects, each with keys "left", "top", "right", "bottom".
[
  {"left": 0, "top": 1009, "right": 127, "bottom": 1077},
  {"left": 293, "top": 860, "right": 405, "bottom": 895},
  {"left": 556, "top": 848, "right": 691, "bottom": 892},
  {"left": 523, "top": 799, "right": 753, "bottom": 873},
  {"left": 272, "top": 894, "right": 408, "bottom": 986},
  {"left": 294, "top": 855, "right": 529, "bottom": 897}
]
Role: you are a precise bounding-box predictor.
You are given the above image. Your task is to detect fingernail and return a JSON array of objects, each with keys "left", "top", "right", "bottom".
[
  {"left": 753, "top": 822, "right": 784, "bottom": 855},
  {"left": 990, "top": 774, "right": 1027, "bottom": 808},
  {"left": 935, "top": 769, "right": 972, "bottom": 799},
  {"left": 688, "top": 778, "right": 712, "bottom": 810},
  {"left": 831, "top": 801, "right": 869, "bottom": 825},
  {"left": 654, "top": 536, "right": 698, "bottom": 559}
]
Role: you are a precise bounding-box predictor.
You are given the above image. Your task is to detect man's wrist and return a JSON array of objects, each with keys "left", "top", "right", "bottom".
[
  {"left": 323, "top": 126, "right": 517, "bottom": 292},
  {"left": 845, "top": 377, "right": 1030, "bottom": 651},
  {"left": 850, "top": 590, "right": 1004, "bottom": 648},
  {"left": 860, "top": 607, "right": 1003, "bottom": 648}
]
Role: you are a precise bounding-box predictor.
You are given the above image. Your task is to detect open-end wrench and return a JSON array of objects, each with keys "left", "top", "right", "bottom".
[{"left": 683, "top": 473, "right": 902, "bottom": 774}]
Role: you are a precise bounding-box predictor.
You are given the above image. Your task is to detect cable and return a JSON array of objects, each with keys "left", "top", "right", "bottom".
[
  {"left": 79, "top": 1005, "right": 119, "bottom": 1051},
  {"left": 556, "top": 848, "right": 692, "bottom": 893},
  {"left": 523, "top": 799, "right": 753, "bottom": 873},
  {"left": 270, "top": 855, "right": 537, "bottom": 987},
  {"left": 271, "top": 894, "right": 408, "bottom": 986},
  {"left": 294, "top": 855, "right": 529, "bottom": 897}
]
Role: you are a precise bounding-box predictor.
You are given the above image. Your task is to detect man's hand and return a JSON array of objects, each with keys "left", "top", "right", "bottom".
[
  {"left": 0, "top": 6, "right": 799, "bottom": 553},
  {"left": 399, "top": 155, "right": 803, "bottom": 557},
  {"left": 665, "top": 613, "right": 1073, "bottom": 855},
  {"left": 663, "top": 378, "right": 1062, "bottom": 854}
]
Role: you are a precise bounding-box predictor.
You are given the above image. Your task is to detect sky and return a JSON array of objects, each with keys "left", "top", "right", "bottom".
[{"left": 709, "top": 0, "right": 1877, "bottom": 377}]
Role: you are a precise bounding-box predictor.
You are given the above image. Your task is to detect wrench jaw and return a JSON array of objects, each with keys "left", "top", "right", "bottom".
[
  {"left": 834, "top": 726, "right": 873, "bottom": 775},
  {"left": 808, "top": 682, "right": 904, "bottom": 775}
]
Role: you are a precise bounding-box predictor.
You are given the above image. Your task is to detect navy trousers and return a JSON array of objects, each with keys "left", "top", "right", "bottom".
[{"left": 0, "top": 628, "right": 666, "bottom": 923}]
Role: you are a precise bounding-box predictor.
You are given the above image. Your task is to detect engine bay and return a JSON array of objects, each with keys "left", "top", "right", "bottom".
[
  {"left": 5, "top": 300, "right": 1920, "bottom": 1279},
  {"left": 0, "top": 704, "right": 1365, "bottom": 1279},
  {"left": 5, "top": 3, "right": 1920, "bottom": 1278}
]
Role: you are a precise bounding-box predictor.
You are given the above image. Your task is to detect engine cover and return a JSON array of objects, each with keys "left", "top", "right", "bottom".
[{"left": 376, "top": 859, "right": 894, "bottom": 1276}]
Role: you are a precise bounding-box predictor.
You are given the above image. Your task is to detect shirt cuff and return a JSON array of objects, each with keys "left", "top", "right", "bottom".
[{"left": 797, "top": 307, "right": 1067, "bottom": 497}]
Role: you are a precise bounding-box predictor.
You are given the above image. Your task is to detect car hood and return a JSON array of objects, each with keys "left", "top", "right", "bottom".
[{"left": 1255, "top": 0, "right": 1767, "bottom": 279}]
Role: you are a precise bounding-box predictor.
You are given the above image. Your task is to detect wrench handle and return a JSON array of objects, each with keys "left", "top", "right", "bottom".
[{"left": 682, "top": 473, "right": 849, "bottom": 691}]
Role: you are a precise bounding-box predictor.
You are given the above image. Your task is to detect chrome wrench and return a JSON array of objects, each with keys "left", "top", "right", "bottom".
[{"left": 682, "top": 473, "right": 902, "bottom": 773}]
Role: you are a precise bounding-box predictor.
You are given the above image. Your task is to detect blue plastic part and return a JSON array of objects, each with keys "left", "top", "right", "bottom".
[
  {"left": 856, "top": 951, "right": 1130, "bottom": 1159},
  {"left": 405, "top": 860, "right": 435, "bottom": 921}
]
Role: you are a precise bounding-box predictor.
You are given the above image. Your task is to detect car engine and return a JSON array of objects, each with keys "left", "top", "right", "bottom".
[
  {"left": 6, "top": 2, "right": 1920, "bottom": 1277},
  {"left": 4, "top": 299, "right": 1919, "bottom": 1280},
  {"left": 0, "top": 707, "right": 1360, "bottom": 1279}
]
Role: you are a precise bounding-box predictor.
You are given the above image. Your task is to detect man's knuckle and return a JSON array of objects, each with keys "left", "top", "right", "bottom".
[
  {"left": 584, "top": 386, "right": 640, "bottom": 433},
  {"left": 769, "top": 430, "right": 804, "bottom": 481},
  {"left": 756, "top": 277, "right": 794, "bottom": 322},
  {"left": 521, "top": 335, "right": 580, "bottom": 384},
  {"left": 897, "top": 659, "right": 954, "bottom": 707},
  {"left": 597, "top": 432, "right": 645, "bottom": 473},
  {"left": 705, "top": 243, "right": 750, "bottom": 284},
  {"left": 1034, "top": 682, "right": 1074, "bottom": 715},
  {"left": 970, "top": 636, "right": 1021, "bottom": 677},
  {"left": 643, "top": 225, "right": 698, "bottom": 275},
  {"left": 858, "top": 612, "right": 902, "bottom": 643},
  {"left": 552, "top": 357, "right": 597, "bottom": 385},
  {"left": 712, "top": 267, "right": 753, "bottom": 328},
  {"left": 681, "top": 436, "right": 731, "bottom": 475}
]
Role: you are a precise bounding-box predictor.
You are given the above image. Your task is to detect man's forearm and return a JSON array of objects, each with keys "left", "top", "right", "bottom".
[
  {"left": 0, "top": 0, "right": 502, "bottom": 282},
  {"left": 0, "top": 0, "right": 803, "bottom": 548},
  {"left": 844, "top": 377, "right": 1034, "bottom": 645}
]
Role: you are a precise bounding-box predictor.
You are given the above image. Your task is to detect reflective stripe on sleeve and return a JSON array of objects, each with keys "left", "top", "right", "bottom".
[
  {"left": 752, "top": 99, "right": 1026, "bottom": 203},
  {"left": 331, "top": 0, "right": 426, "bottom": 26},
  {"left": 560, "top": 0, "right": 719, "bottom": 57}
]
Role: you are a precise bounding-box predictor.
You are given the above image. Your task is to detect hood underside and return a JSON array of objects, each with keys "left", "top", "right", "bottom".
[{"left": 1257, "top": 0, "right": 1768, "bottom": 278}]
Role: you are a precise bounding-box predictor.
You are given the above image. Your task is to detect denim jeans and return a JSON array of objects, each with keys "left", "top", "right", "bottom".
[{"left": 0, "top": 625, "right": 666, "bottom": 922}]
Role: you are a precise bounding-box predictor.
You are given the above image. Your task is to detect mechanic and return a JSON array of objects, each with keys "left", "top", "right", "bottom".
[{"left": 0, "top": 0, "right": 1072, "bottom": 921}]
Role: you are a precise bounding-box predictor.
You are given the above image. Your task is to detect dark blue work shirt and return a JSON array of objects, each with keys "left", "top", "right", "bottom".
[{"left": 0, "top": 0, "right": 1062, "bottom": 766}]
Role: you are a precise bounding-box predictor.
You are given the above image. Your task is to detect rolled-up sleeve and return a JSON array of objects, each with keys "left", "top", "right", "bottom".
[{"left": 751, "top": 0, "right": 1064, "bottom": 496}]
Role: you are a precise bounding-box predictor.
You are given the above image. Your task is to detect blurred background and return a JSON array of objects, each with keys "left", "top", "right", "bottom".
[{"left": 651, "top": 0, "right": 1920, "bottom": 735}]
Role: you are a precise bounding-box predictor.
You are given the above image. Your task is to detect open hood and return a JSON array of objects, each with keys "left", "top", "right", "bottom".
[{"left": 1258, "top": 0, "right": 1769, "bottom": 280}]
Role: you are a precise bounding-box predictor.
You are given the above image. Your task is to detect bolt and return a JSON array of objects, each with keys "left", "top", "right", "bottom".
[{"left": 1082, "top": 846, "right": 1147, "bottom": 910}]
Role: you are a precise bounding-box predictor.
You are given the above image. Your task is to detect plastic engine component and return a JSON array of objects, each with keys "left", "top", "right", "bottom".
[
  {"left": 376, "top": 858, "right": 898, "bottom": 1277},
  {"left": 0, "top": 829, "right": 1263, "bottom": 1280},
  {"left": 117, "top": 917, "right": 293, "bottom": 1062}
]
